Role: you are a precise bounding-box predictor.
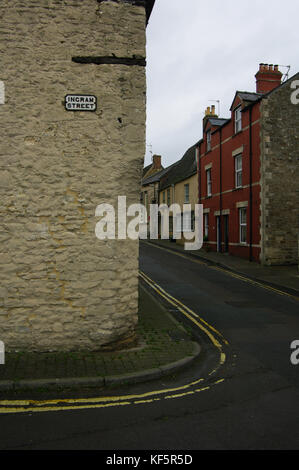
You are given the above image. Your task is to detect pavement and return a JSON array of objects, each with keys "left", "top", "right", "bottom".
[
  {"left": 0, "top": 239, "right": 297, "bottom": 395},
  {"left": 0, "top": 283, "right": 200, "bottom": 394},
  {"left": 147, "top": 239, "right": 299, "bottom": 297}
]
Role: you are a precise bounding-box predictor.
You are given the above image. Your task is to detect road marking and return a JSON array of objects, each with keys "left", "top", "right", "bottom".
[
  {"left": 139, "top": 270, "right": 229, "bottom": 347},
  {"left": 0, "top": 379, "right": 224, "bottom": 414},
  {"left": 142, "top": 241, "right": 207, "bottom": 266},
  {"left": 142, "top": 241, "right": 299, "bottom": 302},
  {"left": 0, "top": 274, "right": 228, "bottom": 414}
]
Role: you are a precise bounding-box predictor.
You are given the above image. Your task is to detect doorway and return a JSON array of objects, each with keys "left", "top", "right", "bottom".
[
  {"left": 216, "top": 216, "right": 221, "bottom": 252},
  {"left": 224, "top": 215, "right": 229, "bottom": 253}
]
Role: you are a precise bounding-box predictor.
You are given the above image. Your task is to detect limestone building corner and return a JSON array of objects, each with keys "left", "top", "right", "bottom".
[{"left": 0, "top": 0, "right": 154, "bottom": 351}]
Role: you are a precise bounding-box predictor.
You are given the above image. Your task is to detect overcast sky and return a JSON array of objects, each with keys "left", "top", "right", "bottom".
[{"left": 144, "top": 0, "right": 299, "bottom": 168}]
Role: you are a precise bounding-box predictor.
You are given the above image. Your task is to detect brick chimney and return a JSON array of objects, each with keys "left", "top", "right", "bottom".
[
  {"left": 255, "top": 63, "right": 282, "bottom": 94},
  {"left": 152, "top": 154, "right": 162, "bottom": 170}
]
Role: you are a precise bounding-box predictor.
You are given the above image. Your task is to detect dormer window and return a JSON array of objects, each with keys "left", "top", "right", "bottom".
[
  {"left": 235, "top": 106, "right": 242, "bottom": 133},
  {"left": 207, "top": 130, "right": 211, "bottom": 152}
]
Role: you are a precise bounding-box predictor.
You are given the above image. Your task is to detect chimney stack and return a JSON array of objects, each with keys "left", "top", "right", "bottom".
[
  {"left": 203, "top": 104, "right": 218, "bottom": 130},
  {"left": 204, "top": 105, "right": 217, "bottom": 117},
  {"left": 255, "top": 63, "right": 282, "bottom": 94},
  {"left": 152, "top": 154, "right": 162, "bottom": 169}
]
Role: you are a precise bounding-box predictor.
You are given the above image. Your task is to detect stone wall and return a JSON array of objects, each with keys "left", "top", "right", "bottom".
[
  {"left": 0, "top": 0, "right": 147, "bottom": 351},
  {"left": 260, "top": 73, "right": 299, "bottom": 265}
]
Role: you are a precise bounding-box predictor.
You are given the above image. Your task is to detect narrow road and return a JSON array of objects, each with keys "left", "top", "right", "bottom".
[{"left": 1, "top": 241, "right": 299, "bottom": 451}]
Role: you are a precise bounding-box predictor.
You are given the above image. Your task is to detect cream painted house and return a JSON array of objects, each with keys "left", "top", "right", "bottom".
[
  {"left": 158, "top": 144, "right": 199, "bottom": 245},
  {"left": 140, "top": 155, "right": 164, "bottom": 218}
]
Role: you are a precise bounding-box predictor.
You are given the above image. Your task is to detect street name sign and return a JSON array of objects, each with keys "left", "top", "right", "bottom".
[{"left": 65, "top": 94, "right": 97, "bottom": 111}]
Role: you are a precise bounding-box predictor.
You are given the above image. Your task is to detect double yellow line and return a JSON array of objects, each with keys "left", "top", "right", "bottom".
[
  {"left": 139, "top": 270, "right": 228, "bottom": 364},
  {"left": 142, "top": 241, "right": 299, "bottom": 302},
  {"left": 0, "top": 271, "right": 228, "bottom": 414}
]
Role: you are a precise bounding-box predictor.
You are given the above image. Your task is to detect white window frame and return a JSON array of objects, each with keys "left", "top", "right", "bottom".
[
  {"left": 184, "top": 183, "right": 190, "bottom": 203},
  {"left": 235, "top": 154, "right": 243, "bottom": 188},
  {"left": 206, "top": 169, "right": 212, "bottom": 197},
  {"left": 235, "top": 106, "right": 242, "bottom": 133},
  {"left": 239, "top": 207, "right": 247, "bottom": 244},
  {"left": 175, "top": 213, "right": 181, "bottom": 233},
  {"left": 182, "top": 211, "right": 192, "bottom": 233}
]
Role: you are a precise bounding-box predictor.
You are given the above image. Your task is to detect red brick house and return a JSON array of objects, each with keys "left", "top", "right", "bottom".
[{"left": 198, "top": 64, "right": 299, "bottom": 265}]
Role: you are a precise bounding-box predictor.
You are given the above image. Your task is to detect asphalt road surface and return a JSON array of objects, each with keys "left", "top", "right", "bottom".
[{"left": 1, "top": 241, "right": 299, "bottom": 453}]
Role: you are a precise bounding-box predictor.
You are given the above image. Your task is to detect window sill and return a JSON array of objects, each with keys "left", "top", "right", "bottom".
[{"left": 233, "top": 130, "right": 243, "bottom": 137}]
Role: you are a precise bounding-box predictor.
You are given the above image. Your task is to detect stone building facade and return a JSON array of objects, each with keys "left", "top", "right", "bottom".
[
  {"left": 0, "top": 0, "right": 154, "bottom": 351},
  {"left": 259, "top": 73, "right": 299, "bottom": 265}
]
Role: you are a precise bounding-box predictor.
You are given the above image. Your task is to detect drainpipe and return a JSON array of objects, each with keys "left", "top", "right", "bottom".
[
  {"left": 249, "top": 106, "right": 253, "bottom": 262},
  {"left": 171, "top": 184, "right": 175, "bottom": 241},
  {"left": 219, "top": 128, "right": 223, "bottom": 253},
  {"left": 172, "top": 183, "right": 175, "bottom": 204},
  {"left": 197, "top": 144, "right": 201, "bottom": 204}
]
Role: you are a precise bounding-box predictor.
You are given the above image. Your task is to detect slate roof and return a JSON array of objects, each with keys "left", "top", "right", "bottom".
[
  {"left": 230, "top": 90, "right": 263, "bottom": 110},
  {"left": 142, "top": 167, "right": 172, "bottom": 186},
  {"left": 237, "top": 91, "right": 263, "bottom": 102},
  {"left": 159, "top": 143, "right": 198, "bottom": 192},
  {"left": 208, "top": 118, "right": 230, "bottom": 127},
  {"left": 142, "top": 163, "right": 152, "bottom": 178}
]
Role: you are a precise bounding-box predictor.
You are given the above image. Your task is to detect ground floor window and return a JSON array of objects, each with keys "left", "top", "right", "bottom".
[{"left": 181, "top": 211, "right": 195, "bottom": 233}]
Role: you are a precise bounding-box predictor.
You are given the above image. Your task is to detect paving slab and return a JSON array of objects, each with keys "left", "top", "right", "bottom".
[{"left": 0, "top": 283, "right": 200, "bottom": 392}]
